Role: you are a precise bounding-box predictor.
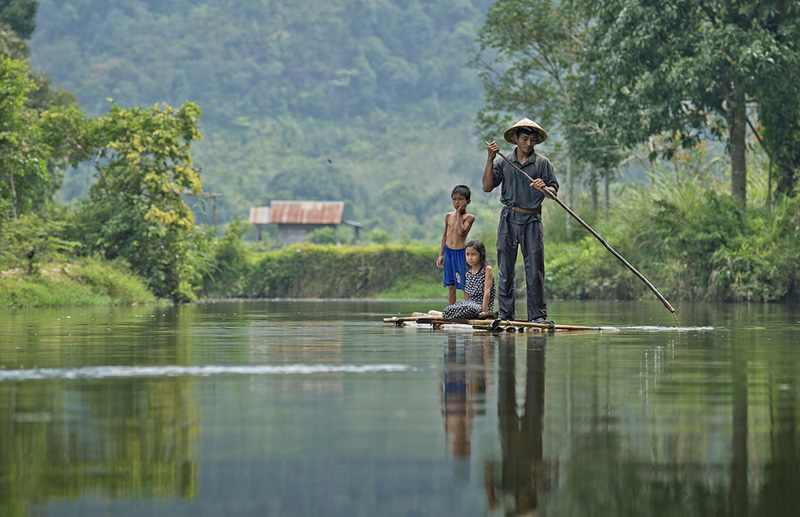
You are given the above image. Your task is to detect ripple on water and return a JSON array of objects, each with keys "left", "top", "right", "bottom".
[{"left": 0, "top": 363, "right": 413, "bottom": 381}]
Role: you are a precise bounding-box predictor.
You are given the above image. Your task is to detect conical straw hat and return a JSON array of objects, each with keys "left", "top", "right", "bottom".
[{"left": 503, "top": 117, "right": 548, "bottom": 145}]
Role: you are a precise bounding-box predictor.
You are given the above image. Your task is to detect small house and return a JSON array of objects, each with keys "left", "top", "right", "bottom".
[
  {"left": 248, "top": 206, "right": 271, "bottom": 242},
  {"left": 249, "top": 201, "right": 362, "bottom": 246}
]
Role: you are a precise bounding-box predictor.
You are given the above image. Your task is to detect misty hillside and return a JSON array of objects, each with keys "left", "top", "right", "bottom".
[{"left": 31, "top": 0, "right": 499, "bottom": 240}]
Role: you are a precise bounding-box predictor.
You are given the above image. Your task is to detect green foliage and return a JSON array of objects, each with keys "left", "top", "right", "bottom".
[
  {"left": 747, "top": 2, "right": 800, "bottom": 197},
  {"left": 0, "top": 259, "right": 156, "bottom": 307},
  {"left": 0, "top": 206, "right": 79, "bottom": 272},
  {"left": 755, "top": 10, "right": 800, "bottom": 198},
  {"left": 0, "top": 274, "right": 93, "bottom": 307},
  {"left": 471, "top": 0, "right": 580, "bottom": 138},
  {"left": 0, "top": 205, "right": 156, "bottom": 307},
  {"left": 268, "top": 162, "right": 368, "bottom": 210},
  {"left": 0, "top": 21, "right": 84, "bottom": 211},
  {"left": 32, "top": 0, "right": 486, "bottom": 123},
  {"left": 307, "top": 226, "right": 338, "bottom": 245},
  {"left": 0, "top": 0, "right": 38, "bottom": 40},
  {"left": 546, "top": 173, "right": 800, "bottom": 302},
  {"left": 471, "top": 0, "right": 625, "bottom": 183},
  {"left": 219, "top": 243, "right": 442, "bottom": 299},
  {"left": 30, "top": 0, "right": 489, "bottom": 240},
  {"left": 0, "top": 56, "right": 48, "bottom": 217},
  {"left": 58, "top": 259, "right": 156, "bottom": 304},
  {"left": 76, "top": 101, "right": 206, "bottom": 302},
  {"left": 579, "top": 0, "right": 800, "bottom": 203},
  {"left": 6, "top": 0, "right": 796, "bottom": 307},
  {"left": 707, "top": 197, "right": 800, "bottom": 301},
  {"left": 0, "top": 20, "right": 28, "bottom": 58},
  {"left": 376, "top": 276, "right": 449, "bottom": 299},
  {"left": 202, "top": 217, "right": 253, "bottom": 297},
  {"left": 0, "top": 49, "right": 85, "bottom": 218},
  {"left": 472, "top": 0, "right": 800, "bottom": 206},
  {"left": 639, "top": 186, "right": 745, "bottom": 298},
  {"left": 366, "top": 228, "right": 392, "bottom": 244},
  {"left": 547, "top": 236, "right": 633, "bottom": 300}
]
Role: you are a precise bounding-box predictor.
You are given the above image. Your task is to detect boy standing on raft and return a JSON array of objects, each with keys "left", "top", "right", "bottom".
[
  {"left": 484, "top": 118, "right": 559, "bottom": 324},
  {"left": 437, "top": 185, "right": 475, "bottom": 305}
]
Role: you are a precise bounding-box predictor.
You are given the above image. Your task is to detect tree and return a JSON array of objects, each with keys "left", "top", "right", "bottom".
[
  {"left": 760, "top": 86, "right": 800, "bottom": 198},
  {"left": 80, "top": 101, "right": 206, "bottom": 302},
  {"left": 0, "top": 23, "right": 86, "bottom": 219},
  {"left": 581, "top": 0, "right": 800, "bottom": 206},
  {"left": 30, "top": 0, "right": 491, "bottom": 237},
  {"left": 471, "top": 0, "right": 586, "bottom": 139},
  {"left": 0, "top": 56, "right": 47, "bottom": 219},
  {"left": 0, "top": 0, "right": 37, "bottom": 40},
  {"left": 472, "top": 0, "right": 597, "bottom": 235},
  {"left": 752, "top": 3, "right": 800, "bottom": 198},
  {"left": 0, "top": 21, "right": 27, "bottom": 58}
]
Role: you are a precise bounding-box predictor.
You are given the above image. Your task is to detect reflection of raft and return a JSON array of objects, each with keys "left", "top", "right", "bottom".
[{"left": 384, "top": 310, "right": 618, "bottom": 332}]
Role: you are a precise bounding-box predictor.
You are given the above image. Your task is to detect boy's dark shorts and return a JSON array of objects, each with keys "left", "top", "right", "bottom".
[{"left": 442, "top": 245, "right": 466, "bottom": 289}]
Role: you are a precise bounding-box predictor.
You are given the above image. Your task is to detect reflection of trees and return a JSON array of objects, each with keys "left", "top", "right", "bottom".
[
  {"left": 730, "top": 355, "right": 748, "bottom": 516},
  {"left": 434, "top": 308, "right": 800, "bottom": 515},
  {"left": 0, "top": 305, "right": 201, "bottom": 516},
  {"left": 0, "top": 378, "right": 199, "bottom": 516},
  {"left": 484, "top": 334, "right": 554, "bottom": 515},
  {"left": 756, "top": 359, "right": 800, "bottom": 516},
  {"left": 546, "top": 327, "right": 800, "bottom": 516}
]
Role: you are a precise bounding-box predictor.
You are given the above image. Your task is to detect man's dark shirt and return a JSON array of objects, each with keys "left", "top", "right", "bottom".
[{"left": 491, "top": 148, "right": 559, "bottom": 224}]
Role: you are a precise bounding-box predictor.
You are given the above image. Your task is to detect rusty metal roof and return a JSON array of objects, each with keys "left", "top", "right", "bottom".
[
  {"left": 248, "top": 206, "right": 271, "bottom": 225},
  {"left": 269, "top": 201, "right": 344, "bottom": 225}
]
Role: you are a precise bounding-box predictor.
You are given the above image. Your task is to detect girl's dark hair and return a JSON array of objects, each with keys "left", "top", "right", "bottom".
[{"left": 465, "top": 239, "right": 487, "bottom": 268}]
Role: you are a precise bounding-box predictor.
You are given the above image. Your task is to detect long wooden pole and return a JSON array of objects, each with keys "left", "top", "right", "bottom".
[{"left": 491, "top": 145, "right": 675, "bottom": 313}]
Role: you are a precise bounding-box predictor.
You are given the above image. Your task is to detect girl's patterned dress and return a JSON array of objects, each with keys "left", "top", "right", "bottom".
[{"left": 442, "top": 264, "right": 496, "bottom": 319}]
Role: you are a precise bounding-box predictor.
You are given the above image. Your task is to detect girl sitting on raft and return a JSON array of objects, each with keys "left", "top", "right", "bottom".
[{"left": 442, "top": 239, "right": 496, "bottom": 320}]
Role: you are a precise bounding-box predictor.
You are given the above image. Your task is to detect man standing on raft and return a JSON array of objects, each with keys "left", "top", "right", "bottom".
[{"left": 483, "top": 118, "right": 559, "bottom": 324}]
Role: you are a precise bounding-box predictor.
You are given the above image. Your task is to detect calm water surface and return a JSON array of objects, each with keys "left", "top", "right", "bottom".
[{"left": 1, "top": 300, "right": 799, "bottom": 516}]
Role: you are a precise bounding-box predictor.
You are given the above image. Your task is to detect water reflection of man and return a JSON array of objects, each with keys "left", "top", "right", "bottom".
[
  {"left": 441, "top": 333, "right": 493, "bottom": 459},
  {"left": 484, "top": 333, "right": 553, "bottom": 514}
]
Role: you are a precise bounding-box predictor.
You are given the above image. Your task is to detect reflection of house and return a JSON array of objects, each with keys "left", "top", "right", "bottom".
[{"left": 248, "top": 201, "right": 362, "bottom": 246}]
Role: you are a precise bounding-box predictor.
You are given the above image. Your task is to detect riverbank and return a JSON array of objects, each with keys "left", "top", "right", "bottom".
[
  {"left": 0, "top": 245, "right": 448, "bottom": 308},
  {"left": 5, "top": 225, "right": 799, "bottom": 309},
  {"left": 203, "top": 242, "right": 446, "bottom": 299},
  {"left": 5, "top": 182, "right": 800, "bottom": 309},
  {"left": 0, "top": 260, "right": 156, "bottom": 308}
]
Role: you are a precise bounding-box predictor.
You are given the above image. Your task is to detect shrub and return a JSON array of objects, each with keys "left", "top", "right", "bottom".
[
  {"left": 202, "top": 218, "right": 253, "bottom": 297},
  {"left": 546, "top": 177, "right": 800, "bottom": 302},
  {"left": 244, "top": 243, "right": 440, "bottom": 298}
]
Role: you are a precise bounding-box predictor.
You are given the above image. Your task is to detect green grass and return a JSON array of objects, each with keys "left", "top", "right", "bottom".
[
  {"left": 375, "top": 277, "right": 450, "bottom": 299},
  {"left": 0, "top": 260, "right": 157, "bottom": 308}
]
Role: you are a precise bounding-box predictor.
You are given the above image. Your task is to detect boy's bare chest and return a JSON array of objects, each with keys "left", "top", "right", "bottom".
[{"left": 448, "top": 213, "right": 470, "bottom": 227}]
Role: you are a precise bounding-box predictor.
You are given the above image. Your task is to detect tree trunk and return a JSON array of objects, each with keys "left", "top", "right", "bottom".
[
  {"left": 565, "top": 155, "right": 573, "bottom": 239},
  {"left": 589, "top": 166, "right": 598, "bottom": 213},
  {"left": 726, "top": 83, "right": 748, "bottom": 205},
  {"left": 8, "top": 172, "right": 18, "bottom": 219}
]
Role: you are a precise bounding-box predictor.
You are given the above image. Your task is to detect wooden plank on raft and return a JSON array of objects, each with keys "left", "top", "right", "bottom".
[{"left": 384, "top": 313, "right": 618, "bottom": 332}]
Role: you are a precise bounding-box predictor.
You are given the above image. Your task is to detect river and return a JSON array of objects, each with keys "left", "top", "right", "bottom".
[{"left": 1, "top": 299, "right": 798, "bottom": 516}]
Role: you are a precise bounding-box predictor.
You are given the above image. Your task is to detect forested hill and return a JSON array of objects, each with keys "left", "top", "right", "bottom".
[{"left": 31, "top": 0, "right": 496, "bottom": 239}]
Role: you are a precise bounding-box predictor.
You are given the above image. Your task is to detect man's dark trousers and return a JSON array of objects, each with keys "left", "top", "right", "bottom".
[{"left": 496, "top": 212, "right": 546, "bottom": 322}]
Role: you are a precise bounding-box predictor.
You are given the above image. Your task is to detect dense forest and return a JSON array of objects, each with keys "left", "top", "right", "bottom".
[
  {"left": 31, "top": 0, "right": 495, "bottom": 238},
  {"left": 2, "top": 0, "right": 800, "bottom": 305}
]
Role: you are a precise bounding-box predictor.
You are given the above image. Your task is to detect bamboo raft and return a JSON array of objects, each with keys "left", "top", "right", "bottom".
[{"left": 384, "top": 310, "right": 618, "bottom": 333}]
